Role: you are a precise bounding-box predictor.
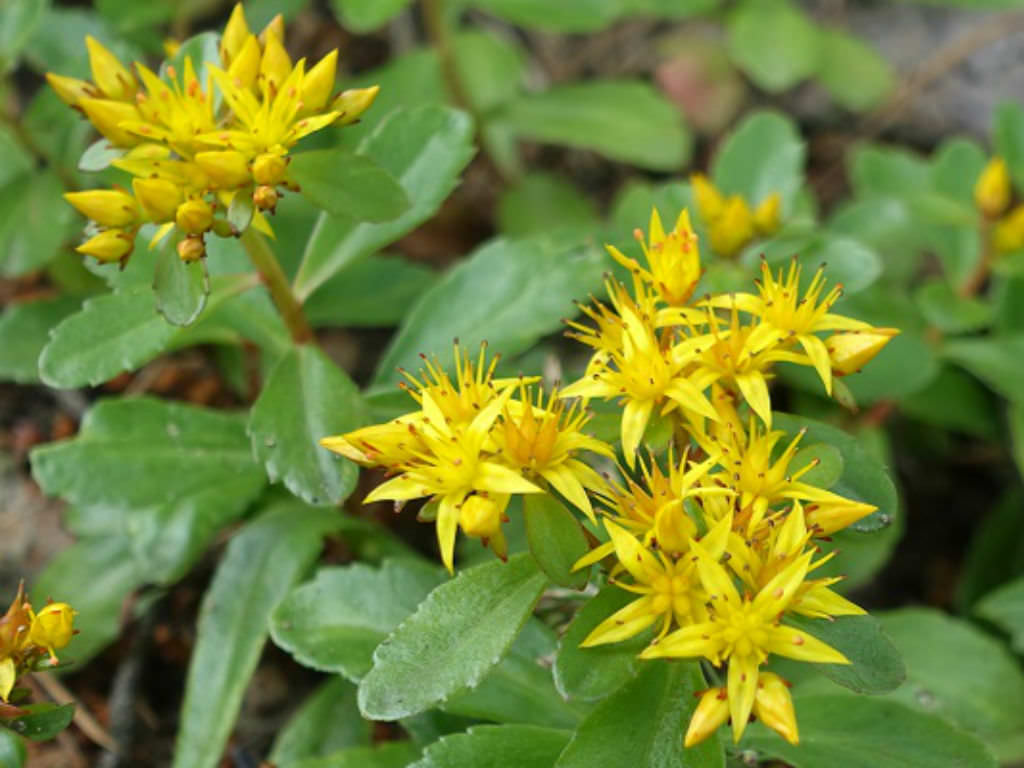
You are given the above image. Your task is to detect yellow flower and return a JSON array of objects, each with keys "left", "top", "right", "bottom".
[
  {"left": 685, "top": 687, "right": 730, "bottom": 747},
  {"left": 76, "top": 229, "right": 135, "bottom": 263},
  {"left": 753, "top": 193, "right": 781, "bottom": 235},
  {"left": 28, "top": 603, "right": 76, "bottom": 663},
  {"left": 825, "top": 327, "right": 898, "bottom": 376},
  {"left": 85, "top": 35, "right": 137, "bottom": 101},
  {"left": 640, "top": 544, "right": 848, "bottom": 742},
  {"left": 994, "top": 203, "right": 1024, "bottom": 253},
  {"left": 63, "top": 189, "right": 140, "bottom": 228},
  {"left": 709, "top": 195, "right": 754, "bottom": 258},
  {"left": 975, "top": 156, "right": 1011, "bottom": 219},
  {"left": 691, "top": 173, "right": 725, "bottom": 223},
  {"left": 753, "top": 671, "right": 800, "bottom": 745},
  {"left": 608, "top": 208, "right": 702, "bottom": 307},
  {"left": 0, "top": 585, "right": 31, "bottom": 658}
]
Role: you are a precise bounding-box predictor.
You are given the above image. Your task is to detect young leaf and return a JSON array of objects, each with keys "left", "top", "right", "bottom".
[
  {"left": 915, "top": 280, "right": 992, "bottom": 334},
  {"left": 248, "top": 344, "right": 367, "bottom": 506},
  {"left": 268, "top": 678, "right": 372, "bottom": 765},
  {"left": 7, "top": 704, "right": 75, "bottom": 742},
  {"left": 0, "top": 296, "right": 80, "bottom": 383},
  {"left": 555, "top": 661, "right": 724, "bottom": 768},
  {"left": 294, "top": 106, "right": 475, "bottom": 301},
  {"left": 0, "top": 730, "right": 25, "bottom": 768},
  {"left": 31, "top": 397, "right": 266, "bottom": 585},
  {"left": 741, "top": 694, "right": 997, "bottom": 768},
  {"left": 153, "top": 239, "right": 210, "bottom": 327},
  {"left": 943, "top": 334, "right": 1024, "bottom": 404},
  {"left": 371, "top": 234, "right": 603, "bottom": 387},
  {"left": 815, "top": 28, "right": 893, "bottom": 112},
  {"left": 976, "top": 576, "right": 1024, "bottom": 655},
  {"left": 358, "top": 553, "right": 548, "bottom": 720},
  {"left": 498, "top": 173, "right": 598, "bottom": 237},
  {"left": 408, "top": 724, "right": 571, "bottom": 768},
  {"left": 493, "top": 80, "right": 692, "bottom": 171},
  {"left": 289, "top": 149, "right": 410, "bottom": 222},
  {"left": 726, "top": 0, "right": 820, "bottom": 92},
  {"left": 523, "top": 494, "right": 590, "bottom": 588},
  {"left": 271, "top": 559, "right": 446, "bottom": 680},
  {"left": 171, "top": 499, "right": 339, "bottom": 768},
  {"left": 783, "top": 615, "right": 905, "bottom": 693},
  {"left": 553, "top": 587, "right": 649, "bottom": 702}
]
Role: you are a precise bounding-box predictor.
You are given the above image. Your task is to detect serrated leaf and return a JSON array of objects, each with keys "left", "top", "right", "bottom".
[
  {"left": 556, "top": 661, "right": 723, "bottom": 768},
  {"left": 7, "top": 704, "right": 75, "bottom": 742},
  {"left": 358, "top": 553, "right": 548, "bottom": 720},
  {"left": 741, "top": 694, "right": 997, "bottom": 768},
  {"left": 523, "top": 494, "right": 589, "bottom": 588},
  {"left": 726, "top": 0, "right": 819, "bottom": 92},
  {"left": 269, "top": 678, "right": 371, "bottom": 765},
  {"left": 171, "top": 500, "right": 339, "bottom": 768},
  {"left": 783, "top": 615, "right": 904, "bottom": 693},
  {"left": 295, "top": 106, "right": 475, "bottom": 301},
  {"left": 816, "top": 28, "right": 893, "bottom": 111},
  {"left": 494, "top": 80, "right": 691, "bottom": 171},
  {"left": 289, "top": 150, "right": 410, "bottom": 222},
  {"left": 0, "top": 296, "right": 81, "bottom": 383},
  {"left": 153, "top": 239, "right": 209, "bottom": 326},
  {"left": 248, "top": 344, "right": 366, "bottom": 506},
  {"left": 271, "top": 559, "right": 446, "bottom": 680},
  {"left": 553, "top": 587, "right": 648, "bottom": 702},
  {"left": 371, "top": 234, "right": 603, "bottom": 387},
  {"left": 409, "top": 725, "right": 571, "bottom": 768},
  {"left": 31, "top": 396, "right": 265, "bottom": 584},
  {"left": 330, "top": 0, "right": 413, "bottom": 32}
]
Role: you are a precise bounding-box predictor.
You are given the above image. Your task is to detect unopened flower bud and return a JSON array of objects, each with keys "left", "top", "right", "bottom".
[
  {"left": 753, "top": 672, "right": 799, "bottom": 745},
  {"left": 220, "top": 3, "right": 251, "bottom": 67},
  {"left": 64, "top": 189, "right": 139, "bottom": 228},
  {"left": 691, "top": 173, "right": 725, "bottom": 223},
  {"left": 132, "top": 177, "right": 182, "bottom": 223},
  {"left": 212, "top": 218, "right": 235, "bottom": 238},
  {"left": 753, "top": 192, "right": 781, "bottom": 235},
  {"left": 253, "top": 184, "right": 279, "bottom": 212},
  {"left": 709, "top": 195, "right": 754, "bottom": 258},
  {"left": 177, "top": 235, "right": 206, "bottom": 262},
  {"left": 76, "top": 229, "right": 134, "bottom": 263},
  {"left": 0, "top": 585, "right": 31, "bottom": 657},
  {"left": 45, "top": 73, "right": 97, "bottom": 107},
  {"left": 85, "top": 35, "right": 136, "bottom": 101},
  {"left": 252, "top": 153, "right": 287, "bottom": 186},
  {"left": 28, "top": 602, "right": 76, "bottom": 662},
  {"left": 260, "top": 13, "right": 285, "bottom": 46},
  {"left": 994, "top": 204, "right": 1024, "bottom": 254},
  {"left": 195, "top": 150, "right": 251, "bottom": 189},
  {"left": 0, "top": 657, "right": 14, "bottom": 702},
  {"left": 331, "top": 86, "right": 380, "bottom": 125},
  {"left": 684, "top": 688, "right": 730, "bottom": 747},
  {"left": 260, "top": 33, "right": 291, "bottom": 93},
  {"left": 79, "top": 98, "right": 142, "bottom": 147},
  {"left": 975, "top": 157, "right": 1011, "bottom": 219},
  {"left": 826, "top": 328, "right": 898, "bottom": 376},
  {"left": 176, "top": 199, "right": 214, "bottom": 234},
  {"left": 301, "top": 50, "right": 338, "bottom": 113},
  {"left": 228, "top": 35, "right": 261, "bottom": 91},
  {"left": 459, "top": 495, "right": 502, "bottom": 540}
]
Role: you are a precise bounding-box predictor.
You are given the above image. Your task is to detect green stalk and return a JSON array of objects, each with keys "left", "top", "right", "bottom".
[{"left": 240, "top": 228, "right": 313, "bottom": 344}]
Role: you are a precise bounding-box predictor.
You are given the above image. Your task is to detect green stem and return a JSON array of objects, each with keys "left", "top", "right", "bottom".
[
  {"left": 240, "top": 228, "right": 313, "bottom": 345},
  {"left": 960, "top": 218, "right": 994, "bottom": 298}
]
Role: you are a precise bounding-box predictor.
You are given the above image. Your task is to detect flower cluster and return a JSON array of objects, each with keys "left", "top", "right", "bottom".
[
  {"left": 321, "top": 347, "right": 614, "bottom": 573},
  {"left": 690, "top": 173, "right": 782, "bottom": 257},
  {"left": 0, "top": 585, "right": 76, "bottom": 706},
  {"left": 563, "top": 207, "right": 896, "bottom": 747},
  {"left": 49, "top": 4, "right": 378, "bottom": 265},
  {"left": 974, "top": 156, "right": 1024, "bottom": 253}
]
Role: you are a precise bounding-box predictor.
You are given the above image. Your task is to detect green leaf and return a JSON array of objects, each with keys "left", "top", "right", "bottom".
[
  {"left": 7, "top": 704, "right": 75, "bottom": 742},
  {"left": 976, "top": 576, "right": 1024, "bottom": 654},
  {"left": 741, "top": 694, "right": 997, "bottom": 768},
  {"left": 931, "top": 138, "right": 987, "bottom": 207},
  {"left": 409, "top": 725, "right": 571, "bottom": 768},
  {"left": 711, "top": 110, "right": 805, "bottom": 214},
  {"left": 944, "top": 334, "right": 1024, "bottom": 403},
  {"left": 291, "top": 743, "right": 422, "bottom": 768},
  {"left": 815, "top": 28, "right": 893, "bottom": 111},
  {"left": 0, "top": 296, "right": 81, "bottom": 383},
  {"left": 790, "top": 443, "right": 843, "bottom": 489},
  {"left": 454, "top": 30, "right": 526, "bottom": 114},
  {"left": 0, "top": 170, "right": 74, "bottom": 277},
  {"left": 726, "top": 0, "right": 820, "bottom": 92},
  {"left": 31, "top": 536, "right": 143, "bottom": 665},
  {"left": 172, "top": 500, "right": 339, "bottom": 768},
  {"left": 494, "top": 80, "right": 691, "bottom": 171},
  {"left": 899, "top": 365, "right": 998, "bottom": 439},
  {"left": 305, "top": 255, "right": 438, "bottom": 328},
  {"left": 269, "top": 678, "right": 371, "bottom": 766},
  {"left": 153, "top": 239, "right": 209, "bottom": 327},
  {"left": 914, "top": 279, "right": 992, "bottom": 333},
  {"left": 955, "top": 491, "right": 1024, "bottom": 610},
  {"left": 371, "top": 234, "right": 603, "bottom": 387},
  {"left": 877, "top": 608, "right": 1024, "bottom": 762},
  {"left": 227, "top": 191, "right": 254, "bottom": 234},
  {"left": 553, "top": 587, "right": 648, "bottom": 702},
  {"left": 523, "top": 494, "right": 589, "bottom": 588},
  {"left": 556, "top": 660, "right": 723, "bottom": 768},
  {"left": 330, "top": 0, "right": 413, "bottom": 32},
  {"left": 31, "top": 396, "right": 265, "bottom": 584},
  {"left": 271, "top": 559, "right": 446, "bottom": 681},
  {"left": 295, "top": 106, "right": 475, "bottom": 301},
  {"left": 358, "top": 553, "right": 548, "bottom": 720},
  {"left": 248, "top": 344, "right": 366, "bottom": 506},
  {"left": 498, "top": 173, "right": 598, "bottom": 237},
  {"left": 782, "top": 615, "right": 904, "bottom": 693},
  {"left": 289, "top": 150, "right": 410, "bottom": 222},
  {"left": 0, "top": 0, "right": 47, "bottom": 72},
  {"left": 78, "top": 138, "right": 125, "bottom": 172},
  {"left": 849, "top": 145, "right": 930, "bottom": 199},
  {"left": 995, "top": 101, "right": 1024, "bottom": 192},
  {"left": 0, "top": 730, "right": 25, "bottom": 767},
  {"left": 470, "top": 0, "right": 620, "bottom": 32}
]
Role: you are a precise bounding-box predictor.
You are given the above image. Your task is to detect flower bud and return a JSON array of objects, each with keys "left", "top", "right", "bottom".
[
  {"left": 805, "top": 497, "right": 876, "bottom": 536},
  {"left": 753, "top": 192, "right": 781, "bottom": 235},
  {"left": 79, "top": 97, "right": 142, "bottom": 147},
  {"left": 85, "top": 36, "right": 137, "bottom": 101},
  {"left": 975, "top": 157, "right": 1011, "bottom": 219},
  {"left": 458, "top": 495, "right": 502, "bottom": 540},
  {"left": 260, "top": 33, "right": 291, "bottom": 94},
  {"left": 76, "top": 229, "right": 134, "bottom": 263},
  {"left": 253, "top": 184, "right": 279, "bottom": 212},
  {"left": 45, "top": 73, "right": 97, "bottom": 107},
  {"left": 178, "top": 235, "right": 206, "bottom": 262},
  {"left": 654, "top": 502, "right": 697, "bottom": 555},
  {"left": 220, "top": 3, "right": 251, "bottom": 67},
  {"left": 331, "top": 86, "right": 380, "bottom": 125},
  {"left": 825, "top": 328, "right": 898, "bottom": 376},
  {"left": 252, "top": 153, "right": 287, "bottom": 186},
  {"left": 301, "top": 50, "right": 338, "bottom": 114},
  {"left": 691, "top": 173, "right": 725, "bottom": 223},
  {"left": 709, "top": 195, "right": 754, "bottom": 258},
  {"left": 753, "top": 672, "right": 798, "bottom": 745},
  {"left": 260, "top": 13, "right": 285, "bottom": 46},
  {"left": 195, "top": 150, "right": 251, "bottom": 189},
  {"left": 176, "top": 199, "right": 214, "bottom": 234},
  {"left": 994, "top": 204, "right": 1024, "bottom": 253},
  {"left": 212, "top": 218, "right": 235, "bottom": 238},
  {"left": 0, "top": 658, "right": 15, "bottom": 702},
  {"left": 228, "top": 35, "right": 261, "bottom": 91},
  {"left": 684, "top": 688, "right": 730, "bottom": 747},
  {"left": 132, "top": 177, "right": 182, "bottom": 223},
  {"left": 28, "top": 602, "right": 76, "bottom": 662},
  {"left": 64, "top": 189, "right": 139, "bottom": 228},
  {"left": 0, "top": 585, "right": 31, "bottom": 658}
]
